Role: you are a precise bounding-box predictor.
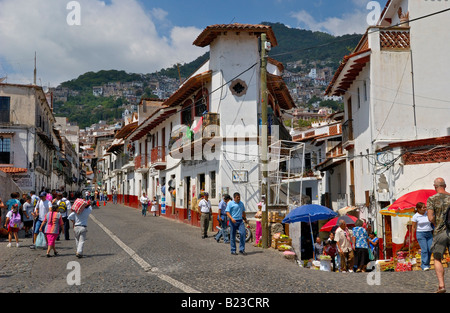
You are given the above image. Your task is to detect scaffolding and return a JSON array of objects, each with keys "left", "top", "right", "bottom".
[{"left": 267, "top": 140, "right": 306, "bottom": 210}]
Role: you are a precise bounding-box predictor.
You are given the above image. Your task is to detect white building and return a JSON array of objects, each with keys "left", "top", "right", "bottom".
[
  {"left": 102, "top": 23, "right": 295, "bottom": 227},
  {"left": 325, "top": 0, "right": 450, "bottom": 258}
]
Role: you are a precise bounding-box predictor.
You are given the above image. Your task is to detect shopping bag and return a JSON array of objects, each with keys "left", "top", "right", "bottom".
[{"left": 35, "top": 232, "right": 46, "bottom": 249}]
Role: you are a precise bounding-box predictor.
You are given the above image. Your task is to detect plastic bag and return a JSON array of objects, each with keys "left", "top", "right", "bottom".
[{"left": 35, "top": 232, "right": 46, "bottom": 249}]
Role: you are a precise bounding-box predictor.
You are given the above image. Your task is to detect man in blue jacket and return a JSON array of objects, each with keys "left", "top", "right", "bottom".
[{"left": 226, "top": 192, "right": 248, "bottom": 255}]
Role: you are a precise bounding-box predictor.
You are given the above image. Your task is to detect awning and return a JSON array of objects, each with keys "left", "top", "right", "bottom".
[
  {"left": 326, "top": 49, "right": 371, "bottom": 97},
  {"left": 162, "top": 71, "right": 212, "bottom": 108},
  {"left": 128, "top": 107, "right": 178, "bottom": 142},
  {"left": 0, "top": 167, "right": 28, "bottom": 174},
  {"left": 115, "top": 122, "right": 138, "bottom": 139}
]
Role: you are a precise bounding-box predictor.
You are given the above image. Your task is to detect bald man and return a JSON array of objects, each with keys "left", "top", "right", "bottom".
[{"left": 427, "top": 177, "right": 450, "bottom": 293}]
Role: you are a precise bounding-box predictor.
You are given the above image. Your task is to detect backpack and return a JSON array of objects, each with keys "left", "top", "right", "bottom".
[
  {"left": 9, "top": 211, "right": 22, "bottom": 229},
  {"left": 33, "top": 197, "right": 38, "bottom": 207},
  {"left": 58, "top": 200, "right": 67, "bottom": 213}
]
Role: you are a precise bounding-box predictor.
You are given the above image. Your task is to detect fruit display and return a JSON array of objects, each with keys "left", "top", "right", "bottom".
[{"left": 395, "top": 262, "right": 412, "bottom": 272}]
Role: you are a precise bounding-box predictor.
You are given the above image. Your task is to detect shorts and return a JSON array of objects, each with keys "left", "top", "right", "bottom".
[
  {"left": 431, "top": 230, "right": 450, "bottom": 260},
  {"left": 34, "top": 220, "right": 44, "bottom": 234},
  {"left": 7, "top": 226, "right": 19, "bottom": 233}
]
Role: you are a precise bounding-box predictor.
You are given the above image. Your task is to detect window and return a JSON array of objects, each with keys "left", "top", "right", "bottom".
[
  {"left": 181, "top": 100, "right": 193, "bottom": 126},
  {"left": 0, "top": 137, "right": 11, "bottom": 164},
  {"left": 195, "top": 90, "right": 208, "bottom": 117},
  {"left": 364, "top": 81, "right": 368, "bottom": 102},
  {"left": 357, "top": 87, "right": 361, "bottom": 109},
  {"left": 0, "top": 97, "right": 11, "bottom": 123}
]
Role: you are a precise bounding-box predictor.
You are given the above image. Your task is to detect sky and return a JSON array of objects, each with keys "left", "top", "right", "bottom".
[{"left": 0, "top": 0, "right": 379, "bottom": 87}]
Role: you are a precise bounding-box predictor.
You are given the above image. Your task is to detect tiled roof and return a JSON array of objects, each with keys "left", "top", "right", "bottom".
[
  {"left": 193, "top": 23, "right": 278, "bottom": 48},
  {"left": 0, "top": 167, "right": 28, "bottom": 174}
]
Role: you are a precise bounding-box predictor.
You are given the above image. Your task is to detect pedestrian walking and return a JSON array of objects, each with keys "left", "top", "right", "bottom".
[
  {"left": 335, "top": 220, "right": 354, "bottom": 272},
  {"left": 198, "top": 192, "right": 212, "bottom": 239},
  {"left": 427, "top": 177, "right": 450, "bottom": 293},
  {"left": 68, "top": 201, "right": 93, "bottom": 258},
  {"left": 226, "top": 192, "right": 248, "bottom": 256},
  {"left": 352, "top": 219, "right": 370, "bottom": 272},
  {"left": 4, "top": 204, "right": 22, "bottom": 247},
  {"left": 57, "top": 192, "right": 71, "bottom": 240},
  {"left": 412, "top": 202, "right": 433, "bottom": 271},
  {"left": 40, "top": 203, "right": 64, "bottom": 257},
  {"left": 5, "top": 192, "right": 20, "bottom": 212},
  {"left": 113, "top": 188, "right": 118, "bottom": 204},
  {"left": 150, "top": 196, "right": 158, "bottom": 217},
  {"left": 22, "top": 195, "right": 34, "bottom": 238},
  {"left": 140, "top": 193, "right": 149, "bottom": 217},
  {"left": 30, "top": 192, "right": 51, "bottom": 249},
  {"left": 215, "top": 194, "right": 231, "bottom": 243}
]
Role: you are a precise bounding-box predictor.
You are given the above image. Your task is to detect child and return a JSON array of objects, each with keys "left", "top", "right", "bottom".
[
  {"left": 22, "top": 195, "right": 34, "bottom": 238},
  {"left": 5, "top": 204, "right": 21, "bottom": 247},
  {"left": 151, "top": 196, "right": 158, "bottom": 217},
  {"left": 40, "top": 203, "right": 64, "bottom": 257},
  {"left": 325, "top": 240, "right": 338, "bottom": 272}
]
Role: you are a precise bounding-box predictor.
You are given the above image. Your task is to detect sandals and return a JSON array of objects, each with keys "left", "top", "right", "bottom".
[{"left": 436, "top": 287, "right": 446, "bottom": 293}]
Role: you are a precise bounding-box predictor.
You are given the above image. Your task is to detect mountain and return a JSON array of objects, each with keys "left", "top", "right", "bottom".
[
  {"left": 263, "top": 22, "right": 362, "bottom": 67},
  {"left": 54, "top": 22, "right": 362, "bottom": 128},
  {"left": 60, "top": 70, "right": 144, "bottom": 91}
]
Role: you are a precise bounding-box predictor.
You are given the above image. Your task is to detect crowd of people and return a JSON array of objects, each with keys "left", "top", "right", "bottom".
[
  {"left": 0, "top": 187, "right": 93, "bottom": 258},
  {"left": 311, "top": 219, "right": 380, "bottom": 273}
]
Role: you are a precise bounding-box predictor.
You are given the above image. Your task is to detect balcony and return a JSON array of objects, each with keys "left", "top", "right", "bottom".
[
  {"left": 342, "top": 119, "right": 354, "bottom": 150},
  {"left": 151, "top": 146, "right": 166, "bottom": 170},
  {"left": 169, "top": 113, "right": 221, "bottom": 160},
  {"left": 134, "top": 154, "right": 149, "bottom": 173},
  {"left": 326, "top": 143, "right": 343, "bottom": 158},
  {"left": 379, "top": 27, "right": 410, "bottom": 51}
]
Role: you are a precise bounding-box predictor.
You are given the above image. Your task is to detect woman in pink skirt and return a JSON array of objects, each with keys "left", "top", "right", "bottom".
[
  {"left": 40, "top": 203, "right": 64, "bottom": 257},
  {"left": 254, "top": 201, "right": 263, "bottom": 246}
]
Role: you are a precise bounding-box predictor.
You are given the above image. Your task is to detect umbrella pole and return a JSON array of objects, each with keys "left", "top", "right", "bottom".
[{"left": 309, "top": 215, "right": 315, "bottom": 260}]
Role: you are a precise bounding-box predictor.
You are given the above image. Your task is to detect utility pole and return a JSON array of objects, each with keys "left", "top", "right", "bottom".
[
  {"left": 34, "top": 52, "right": 37, "bottom": 85},
  {"left": 260, "top": 33, "right": 269, "bottom": 249}
]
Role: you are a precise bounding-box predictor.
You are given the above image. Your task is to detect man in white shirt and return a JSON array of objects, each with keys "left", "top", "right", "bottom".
[
  {"left": 30, "top": 192, "right": 50, "bottom": 249},
  {"left": 335, "top": 220, "right": 355, "bottom": 272},
  {"left": 68, "top": 203, "right": 93, "bottom": 258},
  {"left": 198, "top": 192, "right": 212, "bottom": 239}
]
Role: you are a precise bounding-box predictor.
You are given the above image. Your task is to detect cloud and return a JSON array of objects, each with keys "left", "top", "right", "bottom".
[
  {"left": 290, "top": 8, "right": 368, "bottom": 36},
  {"left": 0, "top": 0, "right": 206, "bottom": 86}
]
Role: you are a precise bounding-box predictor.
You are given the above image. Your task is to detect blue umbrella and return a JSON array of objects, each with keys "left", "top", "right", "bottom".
[
  {"left": 282, "top": 204, "right": 337, "bottom": 224},
  {"left": 282, "top": 204, "right": 337, "bottom": 259}
]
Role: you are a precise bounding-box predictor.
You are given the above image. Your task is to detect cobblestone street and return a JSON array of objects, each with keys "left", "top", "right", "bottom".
[{"left": 0, "top": 202, "right": 447, "bottom": 295}]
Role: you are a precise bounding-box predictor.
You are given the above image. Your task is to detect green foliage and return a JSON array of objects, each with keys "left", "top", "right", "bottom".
[
  {"left": 262, "top": 22, "right": 361, "bottom": 68},
  {"left": 158, "top": 52, "right": 210, "bottom": 79},
  {"left": 60, "top": 70, "right": 143, "bottom": 90},
  {"left": 54, "top": 93, "right": 124, "bottom": 129}
]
